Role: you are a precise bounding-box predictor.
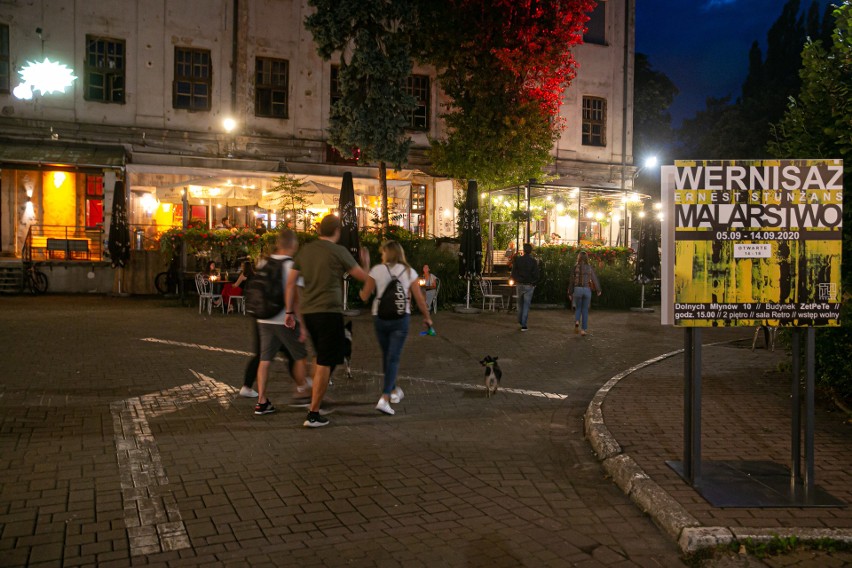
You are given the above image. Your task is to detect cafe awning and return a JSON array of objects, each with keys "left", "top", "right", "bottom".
[{"left": 0, "top": 140, "right": 126, "bottom": 169}]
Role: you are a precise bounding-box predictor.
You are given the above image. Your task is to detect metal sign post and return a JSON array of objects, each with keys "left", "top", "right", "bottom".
[{"left": 682, "top": 328, "right": 702, "bottom": 485}]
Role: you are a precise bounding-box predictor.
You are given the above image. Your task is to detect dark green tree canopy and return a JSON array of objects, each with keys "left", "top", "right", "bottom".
[{"left": 305, "top": 0, "right": 418, "bottom": 169}]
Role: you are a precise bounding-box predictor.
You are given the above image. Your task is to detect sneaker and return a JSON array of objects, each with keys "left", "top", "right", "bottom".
[
  {"left": 390, "top": 387, "right": 404, "bottom": 404},
  {"left": 520, "top": 326, "right": 528, "bottom": 332},
  {"left": 303, "top": 412, "right": 329, "bottom": 427},
  {"left": 239, "top": 386, "right": 258, "bottom": 398},
  {"left": 254, "top": 400, "right": 276, "bottom": 415},
  {"left": 376, "top": 398, "right": 395, "bottom": 415}
]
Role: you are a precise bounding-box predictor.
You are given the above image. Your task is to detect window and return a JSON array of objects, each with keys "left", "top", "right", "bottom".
[
  {"left": 0, "top": 24, "right": 9, "bottom": 93},
  {"left": 409, "top": 184, "right": 426, "bottom": 236},
  {"left": 582, "top": 96, "right": 607, "bottom": 147},
  {"left": 85, "top": 175, "right": 104, "bottom": 229},
  {"left": 330, "top": 65, "right": 342, "bottom": 111},
  {"left": 410, "top": 184, "right": 425, "bottom": 211},
  {"left": 406, "top": 75, "right": 430, "bottom": 130},
  {"left": 255, "top": 57, "right": 289, "bottom": 118},
  {"left": 84, "top": 36, "right": 125, "bottom": 103},
  {"left": 173, "top": 47, "right": 211, "bottom": 111},
  {"left": 584, "top": 1, "right": 606, "bottom": 45}
]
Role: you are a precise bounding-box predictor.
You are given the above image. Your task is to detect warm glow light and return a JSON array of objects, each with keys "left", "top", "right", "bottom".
[
  {"left": 236, "top": 207, "right": 242, "bottom": 211},
  {"left": 217, "top": 204, "right": 222, "bottom": 209},
  {"left": 630, "top": 193, "right": 641, "bottom": 202},
  {"left": 595, "top": 212, "right": 604, "bottom": 220},
  {"left": 657, "top": 212, "right": 664, "bottom": 220},
  {"left": 639, "top": 211, "right": 646, "bottom": 218},
  {"left": 546, "top": 196, "right": 553, "bottom": 201},
  {"left": 15, "top": 58, "right": 77, "bottom": 99},
  {"left": 24, "top": 201, "right": 35, "bottom": 219},
  {"left": 209, "top": 188, "right": 221, "bottom": 196},
  {"left": 585, "top": 211, "right": 594, "bottom": 219},
  {"left": 480, "top": 192, "right": 486, "bottom": 199},
  {"left": 200, "top": 199, "right": 205, "bottom": 204},
  {"left": 644, "top": 156, "right": 658, "bottom": 169},
  {"left": 612, "top": 215, "right": 620, "bottom": 223},
  {"left": 162, "top": 203, "right": 172, "bottom": 213},
  {"left": 509, "top": 279, "right": 515, "bottom": 286},
  {"left": 52, "top": 171, "right": 67, "bottom": 188},
  {"left": 556, "top": 203, "right": 565, "bottom": 213},
  {"left": 653, "top": 202, "right": 662, "bottom": 210},
  {"left": 222, "top": 118, "right": 237, "bottom": 133},
  {"left": 141, "top": 193, "right": 158, "bottom": 214}
]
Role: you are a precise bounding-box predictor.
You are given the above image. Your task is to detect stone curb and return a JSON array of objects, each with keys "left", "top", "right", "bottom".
[{"left": 583, "top": 345, "right": 852, "bottom": 556}]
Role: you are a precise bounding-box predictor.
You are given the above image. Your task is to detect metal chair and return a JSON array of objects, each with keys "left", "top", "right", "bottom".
[
  {"left": 431, "top": 278, "right": 441, "bottom": 314},
  {"left": 478, "top": 277, "right": 504, "bottom": 311},
  {"left": 751, "top": 325, "right": 777, "bottom": 351},
  {"left": 228, "top": 294, "right": 246, "bottom": 315},
  {"left": 195, "top": 274, "right": 224, "bottom": 315}
]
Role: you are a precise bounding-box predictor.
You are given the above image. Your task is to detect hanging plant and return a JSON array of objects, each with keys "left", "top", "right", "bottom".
[
  {"left": 588, "top": 196, "right": 612, "bottom": 214},
  {"left": 510, "top": 209, "right": 530, "bottom": 222}
]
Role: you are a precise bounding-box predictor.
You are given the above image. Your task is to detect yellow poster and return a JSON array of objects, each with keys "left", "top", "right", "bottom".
[{"left": 669, "top": 159, "right": 842, "bottom": 327}]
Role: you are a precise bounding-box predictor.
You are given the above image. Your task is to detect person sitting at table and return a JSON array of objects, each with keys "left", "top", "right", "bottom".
[
  {"left": 222, "top": 261, "right": 253, "bottom": 313},
  {"left": 420, "top": 264, "right": 438, "bottom": 312},
  {"left": 255, "top": 218, "right": 267, "bottom": 235},
  {"left": 204, "top": 260, "right": 219, "bottom": 277}
]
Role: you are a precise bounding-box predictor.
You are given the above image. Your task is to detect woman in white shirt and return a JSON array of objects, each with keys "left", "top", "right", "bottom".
[{"left": 360, "top": 241, "right": 433, "bottom": 415}]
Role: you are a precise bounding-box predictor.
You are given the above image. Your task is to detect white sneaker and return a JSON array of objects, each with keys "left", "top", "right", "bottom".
[
  {"left": 376, "top": 398, "right": 395, "bottom": 415},
  {"left": 390, "top": 387, "right": 404, "bottom": 404},
  {"left": 239, "top": 386, "right": 259, "bottom": 398}
]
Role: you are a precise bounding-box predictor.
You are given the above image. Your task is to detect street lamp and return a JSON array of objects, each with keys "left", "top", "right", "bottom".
[
  {"left": 222, "top": 117, "right": 237, "bottom": 157},
  {"left": 623, "top": 155, "right": 658, "bottom": 246}
]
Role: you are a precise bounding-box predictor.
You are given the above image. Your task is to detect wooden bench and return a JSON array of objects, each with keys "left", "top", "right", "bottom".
[{"left": 46, "top": 238, "right": 90, "bottom": 260}]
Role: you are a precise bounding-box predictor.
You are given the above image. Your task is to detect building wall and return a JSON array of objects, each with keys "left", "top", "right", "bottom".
[{"left": 0, "top": 0, "right": 634, "bottom": 262}]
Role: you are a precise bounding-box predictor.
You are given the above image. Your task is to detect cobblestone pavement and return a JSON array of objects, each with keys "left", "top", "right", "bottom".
[{"left": 0, "top": 296, "right": 847, "bottom": 567}]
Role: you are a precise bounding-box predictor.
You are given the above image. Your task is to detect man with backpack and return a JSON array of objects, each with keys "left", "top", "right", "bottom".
[
  {"left": 284, "top": 215, "right": 370, "bottom": 428},
  {"left": 248, "top": 229, "right": 310, "bottom": 415}
]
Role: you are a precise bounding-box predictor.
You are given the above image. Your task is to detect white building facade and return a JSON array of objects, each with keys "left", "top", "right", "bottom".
[{"left": 0, "top": 0, "right": 634, "bottom": 265}]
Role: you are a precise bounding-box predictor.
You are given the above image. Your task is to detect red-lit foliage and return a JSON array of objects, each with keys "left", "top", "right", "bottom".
[{"left": 454, "top": 0, "right": 595, "bottom": 120}]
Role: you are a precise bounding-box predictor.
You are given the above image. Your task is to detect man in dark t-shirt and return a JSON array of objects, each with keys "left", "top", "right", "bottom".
[{"left": 285, "top": 215, "right": 369, "bottom": 427}]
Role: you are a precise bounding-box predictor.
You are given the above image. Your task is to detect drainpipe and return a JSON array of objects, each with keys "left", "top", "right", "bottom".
[
  {"left": 231, "top": 0, "right": 238, "bottom": 114},
  {"left": 620, "top": 0, "right": 631, "bottom": 246}
]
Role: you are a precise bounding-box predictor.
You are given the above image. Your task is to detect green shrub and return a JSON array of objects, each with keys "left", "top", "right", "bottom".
[{"left": 815, "top": 300, "right": 852, "bottom": 403}]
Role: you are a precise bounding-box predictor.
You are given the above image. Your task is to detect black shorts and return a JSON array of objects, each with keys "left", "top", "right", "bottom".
[{"left": 303, "top": 312, "right": 345, "bottom": 367}]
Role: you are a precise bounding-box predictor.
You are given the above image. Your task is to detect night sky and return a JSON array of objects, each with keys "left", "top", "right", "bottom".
[{"left": 635, "top": 0, "right": 834, "bottom": 126}]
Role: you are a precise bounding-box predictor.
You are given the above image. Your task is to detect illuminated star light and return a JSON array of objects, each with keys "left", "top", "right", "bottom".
[{"left": 15, "top": 58, "right": 77, "bottom": 99}]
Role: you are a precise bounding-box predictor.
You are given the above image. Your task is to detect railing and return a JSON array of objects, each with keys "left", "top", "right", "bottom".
[{"left": 24, "top": 225, "right": 104, "bottom": 261}]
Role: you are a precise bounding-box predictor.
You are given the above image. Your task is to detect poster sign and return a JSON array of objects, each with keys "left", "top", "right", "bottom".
[{"left": 662, "top": 159, "right": 843, "bottom": 327}]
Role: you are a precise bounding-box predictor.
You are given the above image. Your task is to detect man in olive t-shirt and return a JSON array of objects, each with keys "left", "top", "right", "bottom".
[{"left": 285, "top": 215, "right": 369, "bottom": 428}]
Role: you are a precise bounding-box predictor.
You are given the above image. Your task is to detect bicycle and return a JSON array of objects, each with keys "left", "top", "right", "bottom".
[
  {"left": 23, "top": 262, "right": 49, "bottom": 294},
  {"left": 154, "top": 268, "right": 180, "bottom": 295}
]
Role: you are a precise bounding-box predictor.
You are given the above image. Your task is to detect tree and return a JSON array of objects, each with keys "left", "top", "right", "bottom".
[
  {"left": 678, "top": 0, "right": 830, "bottom": 159},
  {"left": 633, "top": 53, "right": 678, "bottom": 162},
  {"left": 425, "top": 0, "right": 594, "bottom": 189},
  {"left": 305, "top": 0, "right": 418, "bottom": 235},
  {"left": 265, "top": 175, "right": 315, "bottom": 231},
  {"left": 769, "top": 3, "right": 852, "bottom": 403}
]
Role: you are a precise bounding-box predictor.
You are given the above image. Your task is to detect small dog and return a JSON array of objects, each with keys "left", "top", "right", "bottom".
[{"left": 480, "top": 355, "right": 502, "bottom": 397}]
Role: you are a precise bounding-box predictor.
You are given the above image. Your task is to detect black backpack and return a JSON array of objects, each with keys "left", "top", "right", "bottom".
[
  {"left": 244, "top": 257, "right": 289, "bottom": 319},
  {"left": 377, "top": 265, "right": 407, "bottom": 320}
]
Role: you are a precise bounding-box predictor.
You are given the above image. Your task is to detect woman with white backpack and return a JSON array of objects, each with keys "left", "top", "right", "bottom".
[{"left": 360, "top": 241, "right": 433, "bottom": 415}]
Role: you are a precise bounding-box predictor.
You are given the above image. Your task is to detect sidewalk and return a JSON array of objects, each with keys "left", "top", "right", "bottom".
[
  {"left": 588, "top": 336, "right": 852, "bottom": 566},
  {"left": 0, "top": 295, "right": 848, "bottom": 567}
]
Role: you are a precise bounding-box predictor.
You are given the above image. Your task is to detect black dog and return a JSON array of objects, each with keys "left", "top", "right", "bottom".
[{"left": 480, "top": 355, "right": 502, "bottom": 397}]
